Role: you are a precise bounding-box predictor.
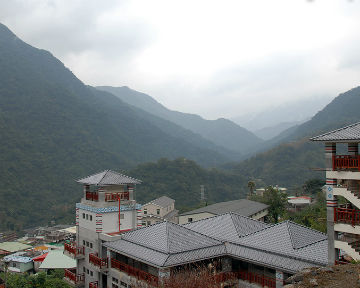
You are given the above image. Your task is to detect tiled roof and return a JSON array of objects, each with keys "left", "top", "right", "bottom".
[
  {"left": 184, "top": 213, "right": 269, "bottom": 243},
  {"left": 180, "top": 199, "right": 268, "bottom": 217},
  {"left": 77, "top": 170, "right": 141, "bottom": 185},
  {"left": 105, "top": 214, "right": 327, "bottom": 272},
  {"left": 310, "top": 122, "right": 360, "bottom": 142},
  {"left": 145, "top": 196, "right": 175, "bottom": 208}
]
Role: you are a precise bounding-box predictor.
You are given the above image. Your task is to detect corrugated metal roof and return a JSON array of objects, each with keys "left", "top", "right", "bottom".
[
  {"left": 146, "top": 196, "right": 175, "bottom": 208},
  {"left": 310, "top": 122, "right": 360, "bottom": 142},
  {"left": 0, "top": 242, "right": 31, "bottom": 253},
  {"left": 180, "top": 199, "right": 268, "bottom": 217},
  {"left": 77, "top": 170, "right": 141, "bottom": 185},
  {"left": 39, "top": 250, "right": 76, "bottom": 269},
  {"left": 3, "top": 254, "right": 32, "bottom": 263}
]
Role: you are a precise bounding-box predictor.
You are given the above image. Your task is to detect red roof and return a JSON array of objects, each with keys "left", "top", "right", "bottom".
[{"left": 33, "top": 253, "right": 48, "bottom": 262}]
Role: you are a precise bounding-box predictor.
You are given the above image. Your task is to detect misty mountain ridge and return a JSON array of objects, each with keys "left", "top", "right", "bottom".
[
  {"left": 254, "top": 120, "right": 306, "bottom": 140},
  {"left": 97, "top": 86, "right": 263, "bottom": 155},
  {"left": 228, "top": 85, "right": 360, "bottom": 188}
]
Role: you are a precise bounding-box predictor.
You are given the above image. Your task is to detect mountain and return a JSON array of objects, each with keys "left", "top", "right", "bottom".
[
  {"left": 228, "top": 86, "right": 360, "bottom": 189},
  {"left": 0, "top": 23, "right": 235, "bottom": 230},
  {"left": 128, "top": 158, "right": 248, "bottom": 210},
  {"left": 97, "top": 86, "right": 263, "bottom": 154},
  {"left": 231, "top": 96, "right": 332, "bottom": 132},
  {"left": 253, "top": 120, "right": 304, "bottom": 140}
]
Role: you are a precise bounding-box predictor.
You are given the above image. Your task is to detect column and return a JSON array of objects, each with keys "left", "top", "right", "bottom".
[
  {"left": 275, "top": 270, "right": 284, "bottom": 288},
  {"left": 325, "top": 142, "right": 337, "bottom": 265}
]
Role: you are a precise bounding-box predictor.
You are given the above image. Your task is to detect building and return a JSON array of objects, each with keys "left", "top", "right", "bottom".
[
  {"left": 104, "top": 213, "right": 327, "bottom": 288},
  {"left": 63, "top": 170, "right": 142, "bottom": 288},
  {"left": 140, "top": 196, "right": 178, "bottom": 226},
  {"left": 2, "top": 254, "right": 33, "bottom": 274},
  {"left": 287, "top": 196, "right": 312, "bottom": 212},
  {"left": 311, "top": 122, "right": 360, "bottom": 265},
  {"left": 178, "top": 199, "right": 268, "bottom": 224},
  {"left": 0, "top": 242, "right": 32, "bottom": 256}
]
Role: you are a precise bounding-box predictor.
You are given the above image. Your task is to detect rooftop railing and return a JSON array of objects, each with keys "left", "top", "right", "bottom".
[
  {"left": 105, "top": 191, "right": 130, "bottom": 202},
  {"left": 111, "top": 258, "right": 158, "bottom": 286},
  {"left": 334, "top": 207, "right": 360, "bottom": 226},
  {"left": 89, "top": 253, "right": 108, "bottom": 269},
  {"left": 86, "top": 192, "right": 99, "bottom": 201},
  {"left": 333, "top": 155, "right": 360, "bottom": 171},
  {"left": 89, "top": 281, "right": 98, "bottom": 288}
]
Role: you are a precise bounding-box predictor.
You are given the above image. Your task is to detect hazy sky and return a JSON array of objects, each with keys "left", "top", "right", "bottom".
[{"left": 1, "top": 0, "right": 360, "bottom": 120}]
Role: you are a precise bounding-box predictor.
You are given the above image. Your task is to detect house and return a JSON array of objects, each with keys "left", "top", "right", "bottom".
[
  {"left": 2, "top": 254, "right": 33, "bottom": 274},
  {"left": 311, "top": 122, "right": 360, "bottom": 265},
  {"left": 178, "top": 199, "right": 268, "bottom": 224},
  {"left": 287, "top": 196, "right": 312, "bottom": 212},
  {"left": 39, "top": 249, "right": 75, "bottom": 272},
  {"left": 140, "top": 196, "right": 178, "bottom": 226}
]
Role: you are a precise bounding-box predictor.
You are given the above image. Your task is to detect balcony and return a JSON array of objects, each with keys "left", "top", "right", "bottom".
[
  {"left": 64, "top": 243, "right": 84, "bottom": 259},
  {"left": 105, "top": 192, "right": 130, "bottom": 202},
  {"left": 333, "top": 155, "right": 360, "bottom": 171},
  {"left": 238, "top": 271, "right": 278, "bottom": 288},
  {"left": 111, "top": 258, "right": 158, "bottom": 286},
  {"left": 89, "top": 253, "right": 108, "bottom": 271},
  {"left": 334, "top": 208, "right": 360, "bottom": 226},
  {"left": 89, "top": 281, "right": 98, "bottom": 288},
  {"left": 214, "top": 272, "right": 238, "bottom": 283},
  {"left": 64, "top": 268, "right": 84, "bottom": 287},
  {"left": 86, "top": 192, "right": 99, "bottom": 201}
]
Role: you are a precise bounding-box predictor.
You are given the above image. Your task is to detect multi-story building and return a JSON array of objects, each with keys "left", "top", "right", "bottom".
[
  {"left": 311, "top": 122, "right": 360, "bottom": 265},
  {"left": 140, "top": 196, "right": 178, "bottom": 226},
  {"left": 63, "top": 170, "right": 142, "bottom": 288}
]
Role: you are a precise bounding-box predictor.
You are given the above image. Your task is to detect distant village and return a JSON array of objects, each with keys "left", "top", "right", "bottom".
[{"left": 2, "top": 122, "right": 360, "bottom": 288}]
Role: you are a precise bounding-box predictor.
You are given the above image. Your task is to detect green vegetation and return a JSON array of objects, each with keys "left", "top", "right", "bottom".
[
  {"left": 128, "top": 158, "right": 248, "bottom": 210},
  {"left": 1, "top": 270, "right": 70, "bottom": 288},
  {"left": 250, "top": 186, "right": 287, "bottom": 223}
]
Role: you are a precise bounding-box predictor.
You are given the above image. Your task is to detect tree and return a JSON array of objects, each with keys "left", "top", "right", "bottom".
[
  {"left": 262, "top": 186, "right": 287, "bottom": 223},
  {"left": 247, "top": 181, "right": 256, "bottom": 197}
]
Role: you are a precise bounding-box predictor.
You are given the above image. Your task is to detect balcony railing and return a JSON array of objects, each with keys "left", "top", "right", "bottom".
[
  {"left": 89, "top": 253, "right": 108, "bottom": 269},
  {"left": 105, "top": 192, "right": 130, "bottom": 202},
  {"left": 64, "top": 268, "right": 84, "bottom": 284},
  {"left": 86, "top": 192, "right": 99, "bottom": 201},
  {"left": 89, "top": 281, "right": 98, "bottom": 288},
  {"left": 64, "top": 243, "right": 84, "bottom": 257},
  {"left": 333, "top": 155, "right": 360, "bottom": 171},
  {"left": 111, "top": 258, "right": 158, "bottom": 286},
  {"left": 238, "top": 271, "right": 278, "bottom": 288},
  {"left": 214, "top": 272, "right": 238, "bottom": 283},
  {"left": 334, "top": 208, "right": 360, "bottom": 226}
]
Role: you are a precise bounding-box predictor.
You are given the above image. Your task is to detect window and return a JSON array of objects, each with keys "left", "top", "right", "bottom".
[
  {"left": 90, "top": 215, "right": 93, "bottom": 221},
  {"left": 83, "top": 240, "right": 86, "bottom": 246},
  {"left": 90, "top": 242, "right": 93, "bottom": 249},
  {"left": 120, "top": 214, "right": 124, "bottom": 219},
  {"left": 147, "top": 221, "right": 151, "bottom": 225},
  {"left": 157, "top": 209, "right": 160, "bottom": 215},
  {"left": 86, "top": 241, "right": 89, "bottom": 247},
  {"left": 142, "top": 221, "right": 146, "bottom": 226},
  {"left": 86, "top": 214, "right": 88, "bottom": 220},
  {"left": 82, "top": 213, "right": 85, "bottom": 219},
  {"left": 87, "top": 269, "right": 89, "bottom": 274},
  {"left": 112, "top": 278, "right": 119, "bottom": 283},
  {"left": 83, "top": 267, "right": 85, "bottom": 272},
  {"left": 120, "top": 281, "right": 128, "bottom": 287},
  {"left": 188, "top": 218, "right": 193, "bottom": 222},
  {"left": 90, "top": 271, "right": 93, "bottom": 276},
  {"left": 143, "top": 209, "right": 147, "bottom": 215}
]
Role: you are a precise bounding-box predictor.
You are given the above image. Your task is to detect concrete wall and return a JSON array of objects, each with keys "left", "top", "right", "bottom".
[
  {"left": 178, "top": 212, "right": 215, "bottom": 224},
  {"left": 251, "top": 209, "right": 268, "bottom": 221}
]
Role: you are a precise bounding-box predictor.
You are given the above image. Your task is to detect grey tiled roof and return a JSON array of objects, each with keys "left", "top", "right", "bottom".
[
  {"left": 105, "top": 213, "right": 327, "bottom": 273},
  {"left": 180, "top": 199, "right": 268, "bottom": 217},
  {"left": 146, "top": 196, "right": 175, "bottom": 208},
  {"left": 310, "top": 122, "right": 360, "bottom": 142},
  {"left": 184, "top": 213, "right": 269, "bottom": 243},
  {"left": 77, "top": 170, "right": 141, "bottom": 185}
]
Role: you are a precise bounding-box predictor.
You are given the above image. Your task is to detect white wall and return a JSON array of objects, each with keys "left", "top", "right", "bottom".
[{"left": 178, "top": 212, "right": 215, "bottom": 224}]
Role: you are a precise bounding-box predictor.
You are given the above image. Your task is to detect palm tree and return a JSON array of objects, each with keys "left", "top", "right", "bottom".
[{"left": 247, "top": 181, "right": 256, "bottom": 198}]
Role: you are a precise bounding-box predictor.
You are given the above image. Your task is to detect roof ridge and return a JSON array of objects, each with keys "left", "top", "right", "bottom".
[
  {"left": 98, "top": 169, "right": 109, "bottom": 185},
  {"left": 287, "top": 221, "right": 297, "bottom": 250},
  {"left": 310, "top": 121, "right": 360, "bottom": 141},
  {"left": 286, "top": 220, "right": 327, "bottom": 236},
  {"left": 166, "top": 222, "right": 171, "bottom": 253},
  {"left": 76, "top": 169, "right": 107, "bottom": 182},
  {"left": 109, "top": 170, "right": 142, "bottom": 183}
]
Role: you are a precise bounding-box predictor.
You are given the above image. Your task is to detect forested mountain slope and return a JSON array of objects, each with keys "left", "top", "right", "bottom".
[
  {"left": 97, "top": 86, "right": 263, "bottom": 154},
  {"left": 0, "top": 23, "right": 232, "bottom": 230},
  {"left": 228, "top": 86, "right": 360, "bottom": 188}
]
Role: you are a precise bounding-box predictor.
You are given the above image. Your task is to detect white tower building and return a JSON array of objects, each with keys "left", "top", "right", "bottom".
[{"left": 64, "top": 170, "right": 142, "bottom": 288}]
